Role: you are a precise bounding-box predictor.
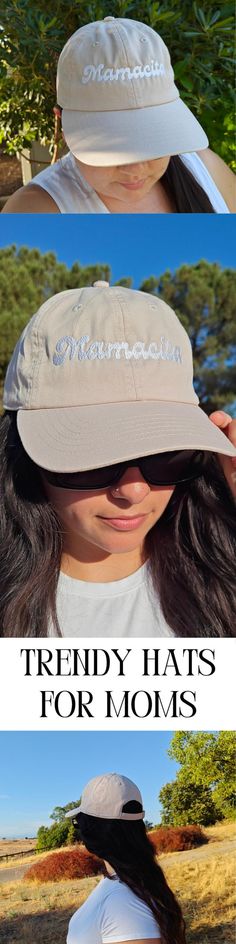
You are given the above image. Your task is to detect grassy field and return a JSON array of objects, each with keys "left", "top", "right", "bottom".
[
  {"left": 0, "top": 840, "right": 37, "bottom": 863},
  {"left": 0, "top": 822, "right": 235, "bottom": 943}
]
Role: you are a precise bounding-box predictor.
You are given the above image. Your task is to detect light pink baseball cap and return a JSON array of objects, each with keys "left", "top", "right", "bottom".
[
  {"left": 65, "top": 773, "right": 145, "bottom": 820},
  {"left": 57, "top": 17, "right": 208, "bottom": 166},
  {"left": 3, "top": 282, "right": 236, "bottom": 471}
]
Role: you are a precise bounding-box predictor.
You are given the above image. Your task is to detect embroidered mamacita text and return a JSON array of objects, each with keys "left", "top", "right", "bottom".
[
  {"left": 53, "top": 335, "right": 182, "bottom": 365},
  {"left": 81, "top": 60, "right": 165, "bottom": 84}
]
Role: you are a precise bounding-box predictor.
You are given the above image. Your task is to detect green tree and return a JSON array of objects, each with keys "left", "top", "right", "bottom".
[
  {"left": 0, "top": 1, "right": 235, "bottom": 166},
  {"left": 50, "top": 800, "right": 81, "bottom": 822},
  {"left": 0, "top": 245, "right": 111, "bottom": 383},
  {"left": 159, "top": 732, "right": 236, "bottom": 826},
  {"left": 36, "top": 798, "right": 81, "bottom": 851},
  {"left": 140, "top": 261, "right": 236, "bottom": 413},
  {"left": 159, "top": 780, "right": 219, "bottom": 826},
  {"left": 36, "top": 819, "right": 75, "bottom": 851}
]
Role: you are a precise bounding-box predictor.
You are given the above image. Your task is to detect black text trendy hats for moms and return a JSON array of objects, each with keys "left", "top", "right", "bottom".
[
  {"left": 57, "top": 16, "right": 208, "bottom": 166},
  {"left": 3, "top": 282, "right": 236, "bottom": 472},
  {"left": 65, "top": 773, "right": 145, "bottom": 821}
]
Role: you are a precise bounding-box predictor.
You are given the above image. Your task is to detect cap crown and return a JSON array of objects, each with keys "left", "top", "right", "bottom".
[
  {"left": 80, "top": 772, "right": 144, "bottom": 820},
  {"left": 57, "top": 18, "right": 178, "bottom": 112},
  {"left": 3, "top": 285, "right": 198, "bottom": 413}
]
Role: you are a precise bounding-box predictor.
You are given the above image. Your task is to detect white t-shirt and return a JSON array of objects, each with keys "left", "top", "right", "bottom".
[
  {"left": 33, "top": 151, "right": 229, "bottom": 214},
  {"left": 67, "top": 876, "right": 161, "bottom": 943},
  {"left": 52, "top": 562, "right": 173, "bottom": 637}
]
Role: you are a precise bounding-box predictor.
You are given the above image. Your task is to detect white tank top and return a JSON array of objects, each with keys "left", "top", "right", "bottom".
[{"left": 32, "top": 151, "right": 229, "bottom": 214}]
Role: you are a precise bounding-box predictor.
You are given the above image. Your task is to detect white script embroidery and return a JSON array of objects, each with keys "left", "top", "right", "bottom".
[
  {"left": 52, "top": 335, "right": 182, "bottom": 365},
  {"left": 81, "top": 61, "right": 165, "bottom": 84}
]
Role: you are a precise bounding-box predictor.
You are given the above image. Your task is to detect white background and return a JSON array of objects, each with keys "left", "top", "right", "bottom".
[{"left": 0, "top": 637, "right": 234, "bottom": 731}]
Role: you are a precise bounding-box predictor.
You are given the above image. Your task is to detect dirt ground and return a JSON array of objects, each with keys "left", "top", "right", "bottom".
[{"left": 0, "top": 146, "right": 22, "bottom": 197}]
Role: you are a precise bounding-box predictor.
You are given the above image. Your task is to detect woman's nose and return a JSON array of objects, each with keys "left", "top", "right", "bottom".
[
  {"left": 110, "top": 466, "right": 150, "bottom": 503},
  {"left": 120, "top": 162, "right": 147, "bottom": 173}
]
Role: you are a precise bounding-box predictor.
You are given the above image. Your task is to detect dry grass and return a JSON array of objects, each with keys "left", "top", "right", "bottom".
[
  {"left": 164, "top": 849, "right": 235, "bottom": 943},
  {"left": 204, "top": 821, "right": 236, "bottom": 843},
  {"left": 0, "top": 839, "right": 37, "bottom": 871},
  {"left": 0, "top": 875, "right": 99, "bottom": 943},
  {"left": 0, "top": 840, "right": 36, "bottom": 859},
  {"left": 0, "top": 822, "right": 235, "bottom": 944}
]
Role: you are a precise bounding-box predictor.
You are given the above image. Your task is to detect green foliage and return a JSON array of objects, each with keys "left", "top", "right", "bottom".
[
  {"left": 0, "top": 0, "right": 235, "bottom": 165},
  {"left": 159, "top": 732, "right": 236, "bottom": 826},
  {"left": 0, "top": 245, "right": 111, "bottom": 382},
  {"left": 141, "top": 260, "right": 236, "bottom": 414},
  {"left": 1, "top": 248, "right": 235, "bottom": 416},
  {"left": 50, "top": 800, "right": 81, "bottom": 823},
  {"left": 36, "top": 799, "right": 81, "bottom": 850},
  {"left": 36, "top": 817, "right": 78, "bottom": 851},
  {"left": 159, "top": 780, "right": 219, "bottom": 826}
]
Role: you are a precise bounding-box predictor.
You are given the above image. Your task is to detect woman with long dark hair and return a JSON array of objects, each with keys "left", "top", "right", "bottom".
[
  {"left": 3, "top": 18, "right": 235, "bottom": 214},
  {"left": 66, "top": 772, "right": 186, "bottom": 944},
  {"left": 1, "top": 283, "right": 235, "bottom": 637}
]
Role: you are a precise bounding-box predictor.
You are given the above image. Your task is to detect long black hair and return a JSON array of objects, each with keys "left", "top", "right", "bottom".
[
  {"left": 0, "top": 411, "right": 235, "bottom": 636},
  {"left": 77, "top": 806, "right": 186, "bottom": 944},
  {"left": 163, "top": 155, "right": 215, "bottom": 212}
]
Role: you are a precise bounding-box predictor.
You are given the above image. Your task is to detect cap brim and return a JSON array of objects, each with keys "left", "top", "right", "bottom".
[
  {"left": 65, "top": 807, "right": 81, "bottom": 818},
  {"left": 17, "top": 401, "right": 236, "bottom": 472},
  {"left": 62, "top": 97, "right": 208, "bottom": 166}
]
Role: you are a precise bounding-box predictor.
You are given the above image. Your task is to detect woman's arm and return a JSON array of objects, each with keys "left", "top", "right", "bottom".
[
  {"left": 1, "top": 184, "right": 60, "bottom": 213},
  {"left": 209, "top": 412, "right": 236, "bottom": 498},
  {"left": 197, "top": 148, "right": 236, "bottom": 212}
]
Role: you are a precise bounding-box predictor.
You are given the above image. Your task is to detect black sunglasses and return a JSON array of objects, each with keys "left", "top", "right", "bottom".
[{"left": 41, "top": 450, "right": 207, "bottom": 490}]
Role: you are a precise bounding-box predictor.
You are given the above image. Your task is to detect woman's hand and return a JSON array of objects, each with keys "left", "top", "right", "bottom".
[{"left": 209, "top": 411, "right": 236, "bottom": 498}]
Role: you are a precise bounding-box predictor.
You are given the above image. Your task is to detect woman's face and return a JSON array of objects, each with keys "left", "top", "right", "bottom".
[
  {"left": 76, "top": 156, "right": 170, "bottom": 203},
  {"left": 43, "top": 465, "right": 174, "bottom": 560}
]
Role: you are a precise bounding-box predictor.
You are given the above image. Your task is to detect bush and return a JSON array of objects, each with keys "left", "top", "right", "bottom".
[
  {"left": 25, "top": 845, "right": 103, "bottom": 882},
  {"left": 0, "top": 0, "right": 235, "bottom": 166},
  {"left": 36, "top": 820, "right": 77, "bottom": 852},
  {"left": 148, "top": 824, "right": 208, "bottom": 853}
]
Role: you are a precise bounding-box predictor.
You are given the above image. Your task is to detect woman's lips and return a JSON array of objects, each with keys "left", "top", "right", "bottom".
[
  {"left": 119, "top": 179, "right": 146, "bottom": 190},
  {"left": 99, "top": 514, "right": 148, "bottom": 531}
]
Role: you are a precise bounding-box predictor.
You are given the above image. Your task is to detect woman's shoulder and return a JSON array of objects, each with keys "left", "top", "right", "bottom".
[
  {"left": 1, "top": 183, "right": 60, "bottom": 214},
  {"left": 197, "top": 148, "right": 236, "bottom": 212}
]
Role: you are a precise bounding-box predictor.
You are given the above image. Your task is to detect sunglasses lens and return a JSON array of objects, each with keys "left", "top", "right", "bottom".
[
  {"left": 42, "top": 452, "right": 205, "bottom": 490},
  {"left": 142, "top": 450, "right": 205, "bottom": 485},
  {"left": 42, "top": 464, "right": 123, "bottom": 490}
]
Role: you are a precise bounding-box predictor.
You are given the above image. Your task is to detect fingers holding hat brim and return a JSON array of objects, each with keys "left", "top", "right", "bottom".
[
  {"left": 17, "top": 401, "right": 236, "bottom": 473},
  {"left": 62, "top": 98, "right": 208, "bottom": 167}
]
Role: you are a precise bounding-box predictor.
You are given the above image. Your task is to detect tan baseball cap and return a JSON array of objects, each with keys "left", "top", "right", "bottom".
[
  {"left": 57, "top": 17, "right": 208, "bottom": 166},
  {"left": 3, "top": 282, "right": 236, "bottom": 471},
  {"left": 65, "top": 773, "right": 145, "bottom": 820}
]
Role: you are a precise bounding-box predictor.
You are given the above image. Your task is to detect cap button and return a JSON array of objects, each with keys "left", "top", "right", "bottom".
[
  {"left": 104, "top": 16, "right": 116, "bottom": 21},
  {"left": 93, "top": 280, "right": 110, "bottom": 288}
]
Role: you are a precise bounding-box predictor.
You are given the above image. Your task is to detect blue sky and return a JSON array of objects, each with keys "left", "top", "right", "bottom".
[
  {"left": 0, "top": 215, "right": 235, "bottom": 285},
  {"left": 0, "top": 731, "right": 179, "bottom": 838}
]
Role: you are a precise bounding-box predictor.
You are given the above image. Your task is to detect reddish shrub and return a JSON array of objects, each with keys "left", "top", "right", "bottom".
[
  {"left": 25, "top": 845, "right": 103, "bottom": 883},
  {"left": 148, "top": 824, "right": 208, "bottom": 853}
]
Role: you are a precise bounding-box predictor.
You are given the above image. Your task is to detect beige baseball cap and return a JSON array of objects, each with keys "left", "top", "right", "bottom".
[
  {"left": 65, "top": 773, "right": 145, "bottom": 820},
  {"left": 57, "top": 17, "right": 208, "bottom": 166},
  {"left": 3, "top": 282, "right": 236, "bottom": 471}
]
